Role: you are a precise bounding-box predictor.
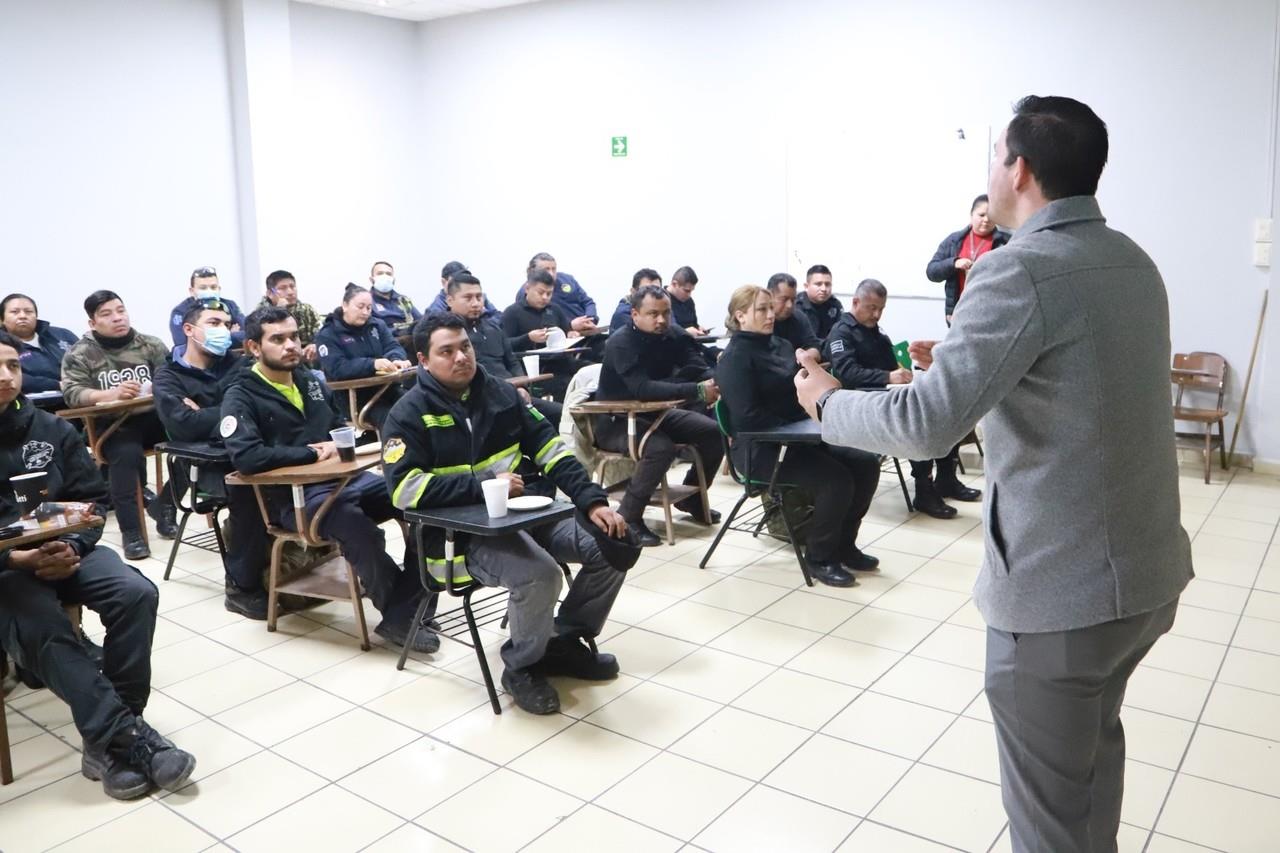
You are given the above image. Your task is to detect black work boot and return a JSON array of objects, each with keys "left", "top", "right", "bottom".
[
  {"left": 224, "top": 583, "right": 270, "bottom": 620},
  {"left": 82, "top": 739, "right": 152, "bottom": 801},
  {"left": 122, "top": 530, "right": 150, "bottom": 560},
  {"left": 534, "top": 634, "right": 619, "bottom": 681},
  {"left": 934, "top": 457, "right": 982, "bottom": 502},
  {"left": 627, "top": 520, "right": 662, "bottom": 548},
  {"left": 806, "top": 560, "right": 858, "bottom": 588},
  {"left": 912, "top": 478, "right": 958, "bottom": 519},
  {"left": 146, "top": 488, "right": 178, "bottom": 539},
  {"left": 501, "top": 666, "right": 561, "bottom": 715}
]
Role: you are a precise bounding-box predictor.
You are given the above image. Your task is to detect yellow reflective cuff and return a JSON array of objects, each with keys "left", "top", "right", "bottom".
[
  {"left": 543, "top": 450, "right": 575, "bottom": 473},
  {"left": 391, "top": 469, "right": 433, "bottom": 510},
  {"left": 430, "top": 464, "right": 471, "bottom": 475},
  {"left": 421, "top": 413, "right": 456, "bottom": 429}
]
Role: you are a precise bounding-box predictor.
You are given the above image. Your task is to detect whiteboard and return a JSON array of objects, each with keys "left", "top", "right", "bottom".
[{"left": 785, "top": 121, "right": 991, "bottom": 301}]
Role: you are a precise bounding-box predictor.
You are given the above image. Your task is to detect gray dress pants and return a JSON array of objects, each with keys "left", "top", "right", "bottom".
[{"left": 985, "top": 597, "right": 1178, "bottom": 853}]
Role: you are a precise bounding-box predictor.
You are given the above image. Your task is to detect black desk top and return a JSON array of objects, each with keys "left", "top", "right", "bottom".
[
  {"left": 405, "top": 499, "right": 575, "bottom": 536},
  {"left": 737, "top": 419, "right": 823, "bottom": 444}
]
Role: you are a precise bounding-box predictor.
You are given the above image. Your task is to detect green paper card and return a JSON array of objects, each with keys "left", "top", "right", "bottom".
[{"left": 893, "top": 341, "right": 912, "bottom": 370}]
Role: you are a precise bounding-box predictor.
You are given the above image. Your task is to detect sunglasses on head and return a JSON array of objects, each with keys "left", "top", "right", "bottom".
[{"left": 192, "top": 266, "right": 217, "bottom": 278}]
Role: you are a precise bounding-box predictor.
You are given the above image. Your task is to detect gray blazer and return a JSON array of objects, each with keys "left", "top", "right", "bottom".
[{"left": 822, "top": 196, "right": 1192, "bottom": 633}]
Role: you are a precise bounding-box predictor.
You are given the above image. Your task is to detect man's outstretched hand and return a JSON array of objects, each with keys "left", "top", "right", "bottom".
[
  {"left": 794, "top": 350, "right": 840, "bottom": 421},
  {"left": 909, "top": 340, "right": 938, "bottom": 369},
  {"left": 589, "top": 504, "right": 628, "bottom": 538}
]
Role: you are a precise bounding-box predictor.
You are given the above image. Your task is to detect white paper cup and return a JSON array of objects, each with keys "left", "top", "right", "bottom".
[
  {"left": 481, "top": 478, "right": 509, "bottom": 518},
  {"left": 522, "top": 354, "right": 540, "bottom": 377},
  {"left": 545, "top": 327, "right": 566, "bottom": 349}
]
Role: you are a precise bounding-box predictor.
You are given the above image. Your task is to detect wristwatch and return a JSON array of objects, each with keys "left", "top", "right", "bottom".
[{"left": 815, "top": 388, "right": 839, "bottom": 422}]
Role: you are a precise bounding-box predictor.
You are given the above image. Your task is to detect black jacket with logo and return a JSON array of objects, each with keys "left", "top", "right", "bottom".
[
  {"left": 0, "top": 398, "right": 109, "bottom": 567},
  {"left": 381, "top": 366, "right": 606, "bottom": 576},
  {"left": 597, "top": 324, "right": 712, "bottom": 403},
  {"left": 15, "top": 321, "right": 78, "bottom": 393},
  {"left": 315, "top": 311, "right": 408, "bottom": 417},
  {"left": 219, "top": 367, "right": 344, "bottom": 477},
  {"left": 153, "top": 346, "right": 248, "bottom": 443},
  {"left": 821, "top": 313, "right": 898, "bottom": 390},
  {"left": 794, "top": 293, "right": 844, "bottom": 341},
  {"left": 463, "top": 316, "right": 521, "bottom": 379}
]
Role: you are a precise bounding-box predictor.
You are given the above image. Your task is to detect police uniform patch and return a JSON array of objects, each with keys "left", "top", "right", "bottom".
[
  {"left": 22, "top": 440, "right": 54, "bottom": 470},
  {"left": 382, "top": 437, "right": 406, "bottom": 464},
  {"left": 318, "top": 344, "right": 328, "bottom": 357},
  {"left": 219, "top": 415, "right": 238, "bottom": 438},
  {"left": 829, "top": 339, "right": 845, "bottom": 354},
  {"left": 561, "top": 283, "right": 571, "bottom": 293},
  {"left": 827, "top": 306, "right": 838, "bottom": 318}
]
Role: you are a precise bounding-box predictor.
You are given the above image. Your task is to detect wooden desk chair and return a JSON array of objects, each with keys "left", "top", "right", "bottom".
[
  {"left": 226, "top": 473, "right": 370, "bottom": 650},
  {"left": 570, "top": 400, "right": 712, "bottom": 546},
  {"left": 2, "top": 605, "right": 82, "bottom": 785},
  {"left": 1172, "top": 352, "right": 1230, "bottom": 483}
]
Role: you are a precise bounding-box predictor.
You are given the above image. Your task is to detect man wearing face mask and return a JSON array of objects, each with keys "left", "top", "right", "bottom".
[
  {"left": 368, "top": 261, "right": 421, "bottom": 328},
  {"left": 154, "top": 301, "right": 271, "bottom": 619},
  {"left": 168, "top": 266, "right": 246, "bottom": 348}
]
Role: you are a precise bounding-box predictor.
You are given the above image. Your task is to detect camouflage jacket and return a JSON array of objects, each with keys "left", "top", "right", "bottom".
[
  {"left": 59, "top": 331, "right": 171, "bottom": 408},
  {"left": 257, "top": 297, "right": 322, "bottom": 346}
]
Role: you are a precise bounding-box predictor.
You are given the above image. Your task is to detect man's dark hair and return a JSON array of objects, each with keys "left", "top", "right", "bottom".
[
  {"left": 266, "top": 269, "right": 295, "bottom": 291},
  {"left": 527, "top": 251, "right": 555, "bottom": 273},
  {"left": 244, "top": 305, "right": 292, "bottom": 344},
  {"left": 441, "top": 260, "right": 468, "bottom": 281},
  {"left": 629, "top": 284, "right": 669, "bottom": 309},
  {"left": 413, "top": 311, "right": 466, "bottom": 357},
  {"left": 970, "top": 194, "right": 989, "bottom": 213},
  {"left": 182, "top": 300, "right": 231, "bottom": 328},
  {"left": 631, "top": 268, "right": 661, "bottom": 291},
  {"left": 446, "top": 272, "right": 482, "bottom": 296},
  {"left": 766, "top": 273, "right": 797, "bottom": 292},
  {"left": 370, "top": 260, "right": 394, "bottom": 274},
  {"left": 189, "top": 265, "right": 217, "bottom": 286},
  {"left": 84, "top": 290, "right": 123, "bottom": 318},
  {"left": 1004, "top": 95, "right": 1108, "bottom": 200},
  {"left": 671, "top": 266, "right": 698, "bottom": 286},
  {"left": 805, "top": 264, "right": 831, "bottom": 279},
  {"left": 0, "top": 293, "right": 38, "bottom": 317},
  {"left": 526, "top": 269, "right": 555, "bottom": 289},
  {"left": 0, "top": 329, "right": 24, "bottom": 354}
]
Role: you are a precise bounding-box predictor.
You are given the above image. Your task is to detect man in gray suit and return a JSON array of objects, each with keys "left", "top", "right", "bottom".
[{"left": 795, "top": 96, "right": 1193, "bottom": 852}]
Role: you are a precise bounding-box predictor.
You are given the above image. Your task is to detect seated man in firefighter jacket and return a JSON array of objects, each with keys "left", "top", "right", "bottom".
[
  {"left": 219, "top": 306, "right": 436, "bottom": 652},
  {"left": 0, "top": 330, "right": 197, "bottom": 801},
  {"left": 153, "top": 299, "right": 273, "bottom": 620},
  {"left": 381, "top": 312, "right": 638, "bottom": 716}
]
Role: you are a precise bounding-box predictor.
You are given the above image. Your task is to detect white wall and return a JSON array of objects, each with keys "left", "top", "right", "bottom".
[
  {"left": 0, "top": 0, "right": 243, "bottom": 340},
  {"left": 416, "top": 0, "right": 1280, "bottom": 461}
]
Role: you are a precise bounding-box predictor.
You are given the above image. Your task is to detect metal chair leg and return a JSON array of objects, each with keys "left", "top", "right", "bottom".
[
  {"left": 699, "top": 493, "right": 748, "bottom": 569},
  {"left": 162, "top": 511, "right": 192, "bottom": 581},
  {"left": 893, "top": 458, "right": 912, "bottom": 512},
  {"left": 464, "top": 587, "right": 502, "bottom": 715},
  {"left": 659, "top": 474, "right": 675, "bottom": 545},
  {"left": 396, "top": 591, "right": 434, "bottom": 671},
  {"left": 777, "top": 490, "right": 814, "bottom": 588}
]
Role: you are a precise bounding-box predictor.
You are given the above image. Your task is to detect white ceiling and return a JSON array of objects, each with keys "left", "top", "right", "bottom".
[{"left": 292, "top": 0, "right": 546, "bottom": 23}]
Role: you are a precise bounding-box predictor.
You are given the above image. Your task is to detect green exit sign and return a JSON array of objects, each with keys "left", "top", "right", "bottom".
[{"left": 611, "top": 136, "right": 628, "bottom": 157}]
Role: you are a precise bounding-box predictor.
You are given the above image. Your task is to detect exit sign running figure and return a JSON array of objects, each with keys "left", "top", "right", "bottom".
[{"left": 611, "top": 136, "right": 628, "bottom": 157}]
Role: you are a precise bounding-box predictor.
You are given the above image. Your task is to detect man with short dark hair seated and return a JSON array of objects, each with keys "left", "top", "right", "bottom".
[
  {"left": 610, "top": 268, "right": 661, "bottom": 332},
  {"left": 168, "top": 266, "right": 246, "bottom": 348},
  {"left": 795, "top": 264, "right": 844, "bottom": 339},
  {"left": 501, "top": 270, "right": 587, "bottom": 400},
  {"left": 154, "top": 300, "right": 272, "bottom": 619},
  {"left": 445, "top": 272, "right": 563, "bottom": 425},
  {"left": 381, "top": 313, "right": 637, "bottom": 715},
  {"left": 0, "top": 330, "right": 196, "bottom": 800},
  {"left": 822, "top": 278, "right": 982, "bottom": 519},
  {"left": 259, "top": 270, "right": 321, "bottom": 363},
  {"left": 666, "top": 265, "right": 709, "bottom": 336},
  {"left": 61, "top": 290, "right": 176, "bottom": 558},
  {"left": 766, "top": 272, "right": 821, "bottom": 359},
  {"left": 427, "top": 260, "right": 500, "bottom": 319},
  {"left": 219, "top": 307, "right": 436, "bottom": 651},
  {"left": 596, "top": 285, "right": 724, "bottom": 546}
]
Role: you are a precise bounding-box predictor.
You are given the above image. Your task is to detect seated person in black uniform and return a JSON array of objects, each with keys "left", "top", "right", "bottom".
[
  {"left": 717, "top": 287, "right": 881, "bottom": 587},
  {"left": 315, "top": 285, "right": 413, "bottom": 432},
  {"left": 666, "top": 266, "right": 709, "bottom": 336},
  {"left": 794, "top": 263, "right": 844, "bottom": 340},
  {"left": 427, "top": 260, "right": 500, "bottom": 319},
  {"left": 596, "top": 285, "right": 723, "bottom": 546},
  {"left": 444, "top": 272, "right": 563, "bottom": 426},
  {"left": 501, "top": 270, "right": 589, "bottom": 401},
  {"left": 153, "top": 300, "right": 274, "bottom": 620},
  {"left": 0, "top": 330, "right": 195, "bottom": 800},
  {"left": 765, "top": 273, "right": 821, "bottom": 359},
  {"left": 219, "top": 307, "right": 436, "bottom": 652},
  {"left": 821, "top": 278, "right": 982, "bottom": 519},
  {"left": 1, "top": 293, "right": 78, "bottom": 394},
  {"left": 610, "top": 268, "right": 662, "bottom": 332}
]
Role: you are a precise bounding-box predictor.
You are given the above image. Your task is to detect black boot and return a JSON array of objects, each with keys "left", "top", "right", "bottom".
[
  {"left": 122, "top": 531, "right": 150, "bottom": 560},
  {"left": 132, "top": 718, "right": 197, "bottom": 792},
  {"left": 534, "top": 634, "right": 619, "bottom": 681},
  {"left": 673, "top": 497, "right": 722, "bottom": 526},
  {"left": 146, "top": 487, "right": 178, "bottom": 539},
  {"left": 627, "top": 520, "right": 662, "bottom": 548},
  {"left": 912, "top": 479, "right": 958, "bottom": 519},
  {"left": 501, "top": 666, "right": 561, "bottom": 714},
  {"left": 82, "top": 740, "right": 152, "bottom": 801},
  {"left": 224, "top": 583, "right": 270, "bottom": 620},
  {"left": 807, "top": 560, "right": 858, "bottom": 587},
  {"left": 375, "top": 616, "right": 441, "bottom": 654},
  {"left": 840, "top": 549, "right": 881, "bottom": 573},
  {"left": 934, "top": 457, "right": 982, "bottom": 502}
]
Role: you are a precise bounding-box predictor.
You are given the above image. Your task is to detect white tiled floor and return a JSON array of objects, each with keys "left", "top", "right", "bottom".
[{"left": 3, "top": 456, "right": 1280, "bottom": 851}]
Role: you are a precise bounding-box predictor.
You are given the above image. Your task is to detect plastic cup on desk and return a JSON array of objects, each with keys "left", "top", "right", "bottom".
[
  {"left": 522, "top": 355, "right": 540, "bottom": 378},
  {"left": 330, "top": 426, "right": 357, "bottom": 462},
  {"left": 481, "top": 478, "right": 509, "bottom": 518}
]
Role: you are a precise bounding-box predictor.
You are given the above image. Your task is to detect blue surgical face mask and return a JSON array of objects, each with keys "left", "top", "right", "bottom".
[
  {"left": 194, "top": 287, "right": 221, "bottom": 303},
  {"left": 199, "top": 325, "right": 232, "bottom": 356},
  {"left": 372, "top": 275, "right": 395, "bottom": 294}
]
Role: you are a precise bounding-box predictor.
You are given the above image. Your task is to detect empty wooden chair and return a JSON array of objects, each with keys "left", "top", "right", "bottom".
[{"left": 1171, "top": 351, "right": 1229, "bottom": 484}]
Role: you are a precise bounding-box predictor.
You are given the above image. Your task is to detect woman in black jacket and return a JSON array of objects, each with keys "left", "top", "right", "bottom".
[
  {"left": 925, "top": 194, "right": 1011, "bottom": 324},
  {"left": 716, "top": 286, "right": 881, "bottom": 588},
  {"left": 315, "top": 285, "right": 412, "bottom": 431},
  {"left": 1, "top": 293, "right": 79, "bottom": 394}
]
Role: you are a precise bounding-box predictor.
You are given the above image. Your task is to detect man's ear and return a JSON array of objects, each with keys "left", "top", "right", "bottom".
[
  {"left": 1011, "top": 155, "right": 1034, "bottom": 193},
  {"left": 416, "top": 351, "right": 429, "bottom": 368}
]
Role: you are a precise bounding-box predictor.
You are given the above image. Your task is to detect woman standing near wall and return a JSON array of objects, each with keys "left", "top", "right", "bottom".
[{"left": 925, "top": 194, "right": 1010, "bottom": 325}]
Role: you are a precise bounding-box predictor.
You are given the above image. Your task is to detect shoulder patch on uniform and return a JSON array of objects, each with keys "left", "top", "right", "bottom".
[
  {"left": 317, "top": 344, "right": 328, "bottom": 357},
  {"left": 828, "top": 306, "right": 838, "bottom": 317},
  {"left": 306, "top": 381, "right": 324, "bottom": 401},
  {"left": 561, "top": 283, "right": 571, "bottom": 293},
  {"left": 219, "top": 415, "right": 238, "bottom": 438},
  {"left": 382, "top": 437, "right": 406, "bottom": 464},
  {"left": 829, "top": 339, "right": 845, "bottom": 354},
  {"left": 172, "top": 313, "right": 182, "bottom": 325},
  {"left": 22, "top": 440, "right": 54, "bottom": 470}
]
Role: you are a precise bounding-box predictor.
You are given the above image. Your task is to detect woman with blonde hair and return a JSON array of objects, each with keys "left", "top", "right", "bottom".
[{"left": 716, "top": 285, "right": 881, "bottom": 587}]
